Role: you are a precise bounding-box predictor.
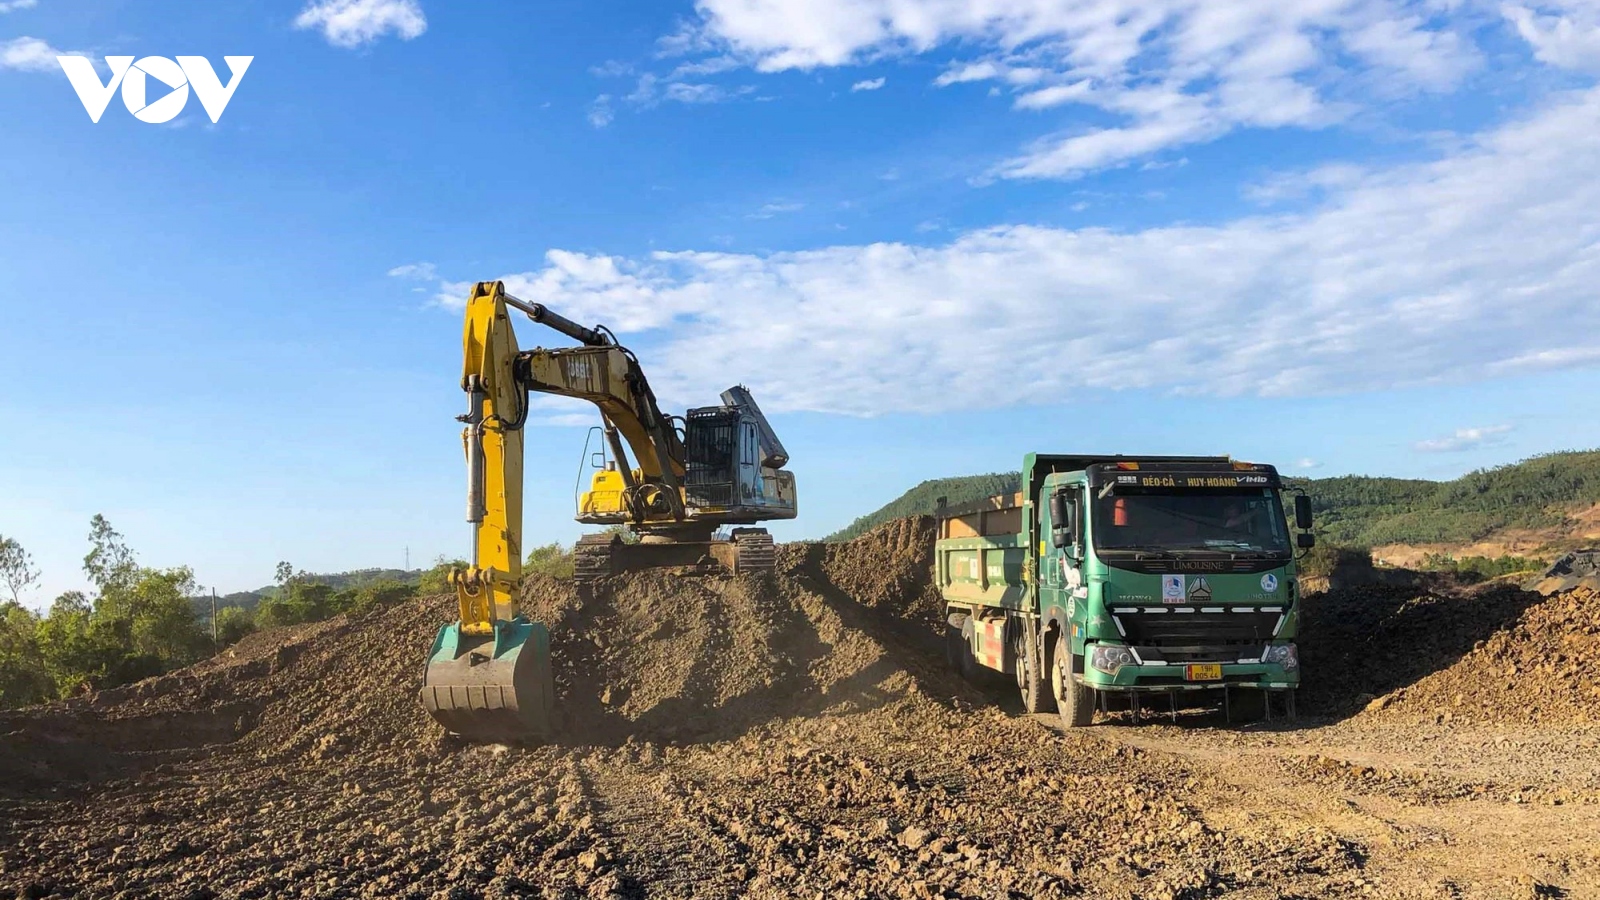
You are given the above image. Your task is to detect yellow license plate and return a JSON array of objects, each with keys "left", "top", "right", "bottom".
[{"left": 1185, "top": 664, "right": 1222, "bottom": 681}]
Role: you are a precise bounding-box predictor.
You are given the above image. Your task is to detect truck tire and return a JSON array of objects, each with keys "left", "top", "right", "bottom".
[
  {"left": 1053, "top": 636, "right": 1094, "bottom": 727},
  {"left": 1014, "top": 621, "right": 1055, "bottom": 714},
  {"left": 957, "top": 622, "right": 984, "bottom": 683},
  {"left": 945, "top": 623, "right": 965, "bottom": 672}
]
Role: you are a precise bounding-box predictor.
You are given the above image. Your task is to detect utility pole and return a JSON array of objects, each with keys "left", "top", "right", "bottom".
[
  {"left": 211, "top": 587, "right": 218, "bottom": 648},
  {"left": 405, "top": 545, "right": 410, "bottom": 570}
]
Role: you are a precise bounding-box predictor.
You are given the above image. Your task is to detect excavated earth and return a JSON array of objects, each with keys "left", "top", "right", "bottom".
[{"left": 3, "top": 518, "right": 1600, "bottom": 899}]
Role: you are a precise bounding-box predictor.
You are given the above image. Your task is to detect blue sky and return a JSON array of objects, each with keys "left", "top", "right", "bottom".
[{"left": 3, "top": 0, "right": 1600, "bottom": 605}]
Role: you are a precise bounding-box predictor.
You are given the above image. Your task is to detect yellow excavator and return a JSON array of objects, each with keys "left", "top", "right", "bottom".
[{"left": 419, "top": 281, "right": 798, "bottom": 741}]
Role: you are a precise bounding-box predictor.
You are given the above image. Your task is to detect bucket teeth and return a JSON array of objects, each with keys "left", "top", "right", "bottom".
[{"left": 420, "top": 621, "right": 555, "bottom": 743}]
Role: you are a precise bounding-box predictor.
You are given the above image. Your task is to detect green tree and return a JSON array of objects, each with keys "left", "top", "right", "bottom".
[
  {"left": 349, "top": 578, "right": 417, "bottom": 613},
  {"left": 525, "top": 543, "right": 575, "bottom": 579},
  {"left": 34, "top": 591, "right": 158, "bottom": 694},
  {"left": 124, "top": 567, "right": 207, "bottom": 666},
  {"left": 83, "top": 515, "right": 137, "bottom": 597},
  {"left": 0, "top": 600, "right": 53, "bottom": 708},
  {"left": 420, "top": 557, "right": 468, "bottom": 595},
  {"left": 254, "top": 595, "right": 294, "bottom": 628},
  {"left": 214, "top": 606, "right": 256, "bottom": 645},
  {"left": 0, "top": 535, "right": 41, "bottom": 604}
]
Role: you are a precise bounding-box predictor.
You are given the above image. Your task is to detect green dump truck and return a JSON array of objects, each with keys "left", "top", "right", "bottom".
[{"left": 936, "top": 454, "right": 1314, "bottom": 726}]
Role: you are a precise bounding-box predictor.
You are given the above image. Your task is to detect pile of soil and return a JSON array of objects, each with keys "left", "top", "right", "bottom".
[
  {"left": 1358, "top": 585, "right": 1600, "bottom": 726},
  {"left": 777, "top": 516, "right": 944, "bottom": 631},
  {"left": 520, "top": 569, "right": 949, "bottom": 746},
  {"left": 1534, "top": 548, "right": 1600, "bottom": 594},
  {"left": 1295, "top": 582, "right": 1543, "bottom": 717}
]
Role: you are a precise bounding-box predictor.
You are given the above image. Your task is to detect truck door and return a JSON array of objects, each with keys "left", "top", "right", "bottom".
[
  {"left": 1043, "top": 487, "right": 1084, "bottom": 620},
  {"left": 1060, "top": 488, "right": 1086, "bottom": 615}
]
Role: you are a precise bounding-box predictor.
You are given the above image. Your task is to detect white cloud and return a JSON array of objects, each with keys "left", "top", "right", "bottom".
[
  {"left": 669, "top": 0, "right": 1483, "bottom": 178},
  {"left": 588, "top": 94, "right": 614, "bottom": 128},
  {"left": 851, "top": 76, "right": 886, "bottom": 91},
  {"left": 749, "top": 201, "right": 805, "bottom": 219},
  {"left": 0, "top": 36, "right": 63, "bottom": 71},
  {"left": 295, "top": 0, "right": 426, "bottom": 49},
  {"left": 0, "top": 0, "right": 39, "bottom": 12},
  {"left": 387, "top": 261, "right": 436, "bottom": 280},
  {"left": 1245, "top": 164, "right": 1369, "bottom": 204},
  {"left": 1414, "top": 425, "right": 1514, "bottom": 453},
  {"left": 1296, "top": 458, "right": 1323, "bottom": 470},
  {"left": 624, "top": 73, "right": 755, "bottom": 108},
  {"left": 1505, "top": 2, "right": 1600, "bottom": 73},
  {"left": 418, "top": 88, "right": 1600, "bottom": 416}
]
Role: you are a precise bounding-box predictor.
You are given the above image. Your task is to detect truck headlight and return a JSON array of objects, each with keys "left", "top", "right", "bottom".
[
  {"left": 1090, "top": 645, "right": 1133, "bottom": 675},
  {"left": 1263, "top": 643, "right": 1298, "bottom": 671}
]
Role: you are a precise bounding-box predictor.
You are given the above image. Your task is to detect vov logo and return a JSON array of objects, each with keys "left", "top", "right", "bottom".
[{"left": 57, "top": 56, "right": 253, "bottom": 124}]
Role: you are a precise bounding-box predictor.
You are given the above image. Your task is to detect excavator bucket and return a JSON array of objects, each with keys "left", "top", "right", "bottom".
[{"left": 420, "top": 618, "right": 555, "bottom": 743}]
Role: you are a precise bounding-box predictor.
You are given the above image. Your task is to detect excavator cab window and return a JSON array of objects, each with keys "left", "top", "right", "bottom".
[{"left": 684, "top": 407, "right": 739, "bottom": 508}]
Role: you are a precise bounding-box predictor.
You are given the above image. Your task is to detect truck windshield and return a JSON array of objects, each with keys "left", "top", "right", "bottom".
[{"left": 1092, "top": 489, "right": 1289, "bottom": 554}]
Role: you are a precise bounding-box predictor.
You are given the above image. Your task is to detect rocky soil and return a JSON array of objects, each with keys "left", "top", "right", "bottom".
[{"left": 3, "top": 520, "right": 1598, "bottom": 899}]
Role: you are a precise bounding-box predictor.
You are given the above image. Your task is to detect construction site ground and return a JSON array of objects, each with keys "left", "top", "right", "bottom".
[{"left": 3, "top": 517, "right": 1598, "bottom": 900}]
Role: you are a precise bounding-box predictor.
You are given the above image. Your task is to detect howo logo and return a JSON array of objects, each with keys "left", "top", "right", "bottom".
[{"left": 57, "top": 56, "right": 253, "bottom": 124}]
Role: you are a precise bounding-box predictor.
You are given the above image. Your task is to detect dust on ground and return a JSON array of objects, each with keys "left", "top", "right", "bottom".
[{"left": 2, "top": 518, "right": 1598, "bottom": 899}]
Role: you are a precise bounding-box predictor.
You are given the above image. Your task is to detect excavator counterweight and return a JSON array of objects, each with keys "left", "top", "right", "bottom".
[{"left": 421, "top": 280, "right": 798, "bottom": 742}]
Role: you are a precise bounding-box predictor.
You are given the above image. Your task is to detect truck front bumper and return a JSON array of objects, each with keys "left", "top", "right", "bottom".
[{"left": 1081, "top": 662, "right": 1299, "bottom": 692}]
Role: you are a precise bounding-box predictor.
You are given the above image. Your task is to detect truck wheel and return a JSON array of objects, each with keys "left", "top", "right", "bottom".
[
  {"left": 1052, "top": 636, "right": 1094, "bottom": 727},
  {"left": 944, "top": 623, "right": 965, "bottom": 672},
  {"left": 958, "top": 632, "right": 983, "bottom": 683},
  {"left": 1014, "top": 623, "right": 1056, "bottom": 714}
]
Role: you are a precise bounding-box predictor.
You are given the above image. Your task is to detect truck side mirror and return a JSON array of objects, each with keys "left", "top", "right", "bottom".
[
  {"left": 1297, "top": 533, "right": 1316, "bottom": 549},
  {"left": 1049, "top": 492, "right": 1071, "bottom": 548},
  {"left": 1294, "top": 494, "right": 1313, "bottom": 530}
]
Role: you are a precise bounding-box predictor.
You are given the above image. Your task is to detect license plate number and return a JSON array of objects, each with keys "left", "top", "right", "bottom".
[{"left": 1185, "top": 663, "right": 1222, "bottom": 681}]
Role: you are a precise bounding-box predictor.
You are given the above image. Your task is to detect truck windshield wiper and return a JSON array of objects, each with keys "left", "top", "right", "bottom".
[{"left": 1102, "top": 545, "right": 1184, "bottom": 557}]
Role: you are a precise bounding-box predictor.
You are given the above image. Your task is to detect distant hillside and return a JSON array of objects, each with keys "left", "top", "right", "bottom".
[
  {"left": 828, "top": 450, "right": 1600, "bottom": 551},
  {"left": 828, "top": 473, "right": 1019, "bottom": 541},
  {"left": 190, "top": 567, "right": 422, "bottom": 615}
]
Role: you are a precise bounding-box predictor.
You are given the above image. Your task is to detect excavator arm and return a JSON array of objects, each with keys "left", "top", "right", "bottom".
[{"left": 418, "top": 282, "right": 553, "bottom": 743}]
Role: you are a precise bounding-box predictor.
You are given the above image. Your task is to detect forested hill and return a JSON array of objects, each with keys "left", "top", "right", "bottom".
[
  {"left": 828, "top": 473, "right": 1021, "bottom": 541},
  {"left": 197, "top": 567, "right": 423, "bottom": 614},
  {"left": 826, "top": 450, "right": 1600, "bottom": 548}
]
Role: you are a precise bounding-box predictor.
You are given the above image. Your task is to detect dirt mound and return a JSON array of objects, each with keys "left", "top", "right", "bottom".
[
  {"left": 1358, "top": 586, "right": 1600, "bottom": 726},
  {"left": 1297, "top": 582, "right": 1543, "bottom": 717},
  {"left": 1533, "top": 548, "right": 1600, "bottom": 594},
  {"left": 520, "top": 570, "right": 949, "bottom": 745},
  {"left": 777, "top": 516, "right": 943, "bottom": 630}
]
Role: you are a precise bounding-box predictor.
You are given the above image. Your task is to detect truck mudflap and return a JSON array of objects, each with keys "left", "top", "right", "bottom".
[{"left": 420, "top": 619, "right": 555, "bottom": 743}]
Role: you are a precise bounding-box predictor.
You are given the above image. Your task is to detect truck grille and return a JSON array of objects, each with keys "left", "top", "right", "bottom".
[{"left": 1109, "top": 607, "right": 1285, "bottom": 664}]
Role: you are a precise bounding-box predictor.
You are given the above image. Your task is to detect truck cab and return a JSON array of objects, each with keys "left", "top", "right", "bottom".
[{"left": 937, "top": 454, "right": 1313, "bottom": 726}]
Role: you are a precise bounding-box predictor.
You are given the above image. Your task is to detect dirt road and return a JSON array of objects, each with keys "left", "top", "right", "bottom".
[{"left": 2, "top": 520, "right": 1597, "bottom": 899}]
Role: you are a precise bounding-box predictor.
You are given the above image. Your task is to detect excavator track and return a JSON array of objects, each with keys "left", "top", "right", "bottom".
[
  {"left": 731, "top": 529, "right": 775, "bottom": 574},
  {"left": 574, "top": 534, "right": 616, "bottom": 583}
]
